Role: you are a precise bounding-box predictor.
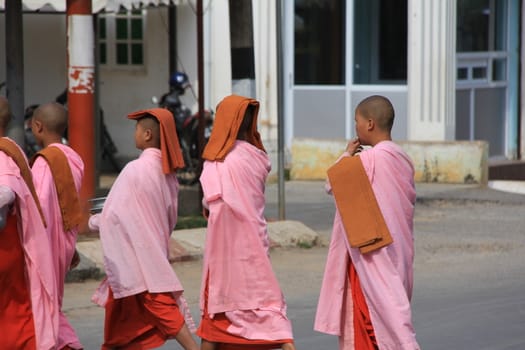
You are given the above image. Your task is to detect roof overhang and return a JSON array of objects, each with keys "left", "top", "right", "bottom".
[{"left": 0, "top": 0, "right": 180, "bottom": 13}]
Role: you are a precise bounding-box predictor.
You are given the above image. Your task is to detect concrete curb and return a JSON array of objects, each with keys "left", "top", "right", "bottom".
[{"left": 68, "top": 220, "right": 320, "bottom": 282}]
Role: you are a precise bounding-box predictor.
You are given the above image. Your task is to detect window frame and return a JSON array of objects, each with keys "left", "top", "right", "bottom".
[{"left": 97, "top": 8, "right": 147, "bottom": 71}]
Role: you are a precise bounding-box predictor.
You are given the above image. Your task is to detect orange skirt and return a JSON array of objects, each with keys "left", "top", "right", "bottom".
[
  {"left": 102, "top": 288, "right": 185, "bottom": 350},
  {"left": 197, "top": 276, "right": 293, "bottom": 350},
  {"left": 0, "top": 214, "right": 36, "bottom": 349},
  {"left": 350, "top": 260, "right": 378, "bottom": 350}
]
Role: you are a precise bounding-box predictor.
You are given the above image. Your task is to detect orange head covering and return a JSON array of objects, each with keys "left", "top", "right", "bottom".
[
  {"left": 127, "top": 108, "right": 185, "bottom": 174},
  {"left": 202, "top": 95, "right": 265, "bottom": 161}
]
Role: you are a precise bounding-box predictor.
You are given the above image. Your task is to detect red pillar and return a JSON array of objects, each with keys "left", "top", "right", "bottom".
[{"left": 66, "top": 0, "right": 95, "bottom": 200}]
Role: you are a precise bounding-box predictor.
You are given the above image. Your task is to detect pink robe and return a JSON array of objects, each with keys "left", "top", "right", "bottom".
[
  {"left": 199, "top": 140, "right": 293, "bottom": 341},
  {"left": 0, "top": 138, "right": 59, "bottom": 349},
  {"left": 315, "top": 141, "right": 420, "bottom": 350},
  {"left": 32, "top": 143, "right": 84, "bottom": 349},
  {"left": 91, "top": 148, "right": 194, "bottom": 329}
]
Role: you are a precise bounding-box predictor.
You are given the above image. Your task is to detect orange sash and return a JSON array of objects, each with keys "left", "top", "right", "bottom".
[
  {"left": 33, "top": 146, "right": 83, "bottom": 231},
  {"left": 0, "top": 138, "right": 46, "bottom": 226},
  {"left": 327, "top": 156, "right": 392, "bottom": 254}
]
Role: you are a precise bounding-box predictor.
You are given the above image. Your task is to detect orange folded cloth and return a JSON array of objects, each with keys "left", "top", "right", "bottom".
[
  {"left": 202, "top": 95, "right": 265, "bottom": 161},
  {"left": 327, "top": 156, "right": 393, "bottom": 254},
  {"left": 127, "top": 108, "right": 185, "bottom": 174}
]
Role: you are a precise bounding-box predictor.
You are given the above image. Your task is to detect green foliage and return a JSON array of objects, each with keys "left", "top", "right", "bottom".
[
  {"left": 175, "top": 216, "right": 207, "bottom": 230},
  {"left": 297, "top": 241, "right": 313, "bottom": 249}
]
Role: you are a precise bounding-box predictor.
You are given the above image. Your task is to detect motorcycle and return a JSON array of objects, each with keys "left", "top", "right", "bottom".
[{"left": 153, "top": 71, "right": 213, "bottom": 185}]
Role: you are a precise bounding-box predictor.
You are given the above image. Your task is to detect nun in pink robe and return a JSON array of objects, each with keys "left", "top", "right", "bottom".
[
  {"left": 32, "top": 142, "right": 84, "bottom": 350},
  {"left": 90, "top": 108, "right": 196, "bottom": 349},
  {"left": 197, "top": 95, "right": 295, "bottom": 349},
  {"left": 314, "top": 141, "right": 421, "bottom": 350},
  {"left": 0, "top": 137, "right": 59, "bottom": 350}
]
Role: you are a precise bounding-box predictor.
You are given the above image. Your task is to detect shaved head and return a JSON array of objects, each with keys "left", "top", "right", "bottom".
[
  {"left": 0, "top": 96, "right": 11, "bottom": 131},
  {"left": 138, "top": 115, "right": 161, "bottom": 147},
  {"left": 32, "top": 102, "right": 68, "bottom": 136},
  {"left": 356, "top": 95, "right": 395, "bottom": 132}
]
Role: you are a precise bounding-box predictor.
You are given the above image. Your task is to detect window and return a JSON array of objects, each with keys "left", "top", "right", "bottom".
[
  {"left": 353, "top": 0, "right": 407, "bottom": 84},
  {"left": 294, "top": 0, "right": 345, "bottom": 85},
  {"left": 98, "top": 9, "right": 145, "bottom": 68},
  {"left": 457, "top": 0, "right": 507, "bottom": 52}
]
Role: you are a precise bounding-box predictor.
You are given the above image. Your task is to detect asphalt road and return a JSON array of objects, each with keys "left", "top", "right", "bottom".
[{"left": 64, "top": 185, "right": 525, "bottom": 349}]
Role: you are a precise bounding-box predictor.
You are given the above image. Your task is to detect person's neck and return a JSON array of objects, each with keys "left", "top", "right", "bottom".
[
  {"left": 140, "top": 145, "right": 160, "bottom": 151},
  {"left": 370, "top": 135, "right": 392, "bottom": 147},
  {"left": 43, "top": 136, "right": 63, "bottom": 148}
]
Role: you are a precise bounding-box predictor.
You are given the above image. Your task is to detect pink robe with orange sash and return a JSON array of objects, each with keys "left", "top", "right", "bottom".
[
  {"left": 315, "top": 141, "right": 420, "bottom": 350},
  {"left": 0, "top": 137, "right": 59, "bottom": 350},
  {"left": 199, "top": 140, "right": 294, "bottom": 342},
  {"left": 32, "top": 143, "right": 84, "bottom": 350}
]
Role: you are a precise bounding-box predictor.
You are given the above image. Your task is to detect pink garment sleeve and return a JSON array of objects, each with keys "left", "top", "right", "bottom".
[
  {"left": 200, "top": 161, "right": 222, "bottom": 203},
  {"left": 325, "top": 151, "right": 351, "bottom": 194},
  {"left": 31, "top": 157, "right": 55, "bottom": 225},
  {"left": 88, "top": 214, "right": 101, "bottom": 231}
]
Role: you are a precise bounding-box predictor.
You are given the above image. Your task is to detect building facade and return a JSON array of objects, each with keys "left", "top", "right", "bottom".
[
  {"left": 285, "top": 0, "right": 522, "bottom": 160},
  {"left": 1, "top": 0, "right": 523, "bottom": 171}
]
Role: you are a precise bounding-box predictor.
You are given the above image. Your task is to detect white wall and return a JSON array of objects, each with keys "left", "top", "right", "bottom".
[
  {"left": 98, "top": 7, "right": 172, "bottom": 161},
  {"left": 0, "top": 13, "right": 67, "bottom": 105}
]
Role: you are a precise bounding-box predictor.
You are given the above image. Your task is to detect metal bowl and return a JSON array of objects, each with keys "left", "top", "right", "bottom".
[{"left": 88, "top": 197, "right": 106, "bottom": 214}]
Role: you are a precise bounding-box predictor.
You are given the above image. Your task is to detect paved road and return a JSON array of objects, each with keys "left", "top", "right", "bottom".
[{"left": 64, "top": 183, "right": 525, "bottom": 349}]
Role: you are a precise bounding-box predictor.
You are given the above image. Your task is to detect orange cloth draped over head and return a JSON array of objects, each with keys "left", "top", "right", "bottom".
[
  {"left": 202, "top": 95, "right": 265, "bottom": 161},
  {"left": 127, "top": 108, "right": 185, "bottom": 174}
]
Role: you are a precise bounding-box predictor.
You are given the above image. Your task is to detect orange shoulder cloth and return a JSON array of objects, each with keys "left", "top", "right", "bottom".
[
  {"left": 0, "top": 138, "right": 46, "bottom": 226},
  {"left": 33, "top": 146, "right": 83, "bottom": 231},
  {"left": 327, "top": 155, "right": 393, "bottom": 254}
]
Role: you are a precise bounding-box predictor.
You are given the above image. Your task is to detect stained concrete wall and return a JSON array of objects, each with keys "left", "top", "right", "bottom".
[{"left": 290, "top": 138, "right": 489, "bottom": 185}]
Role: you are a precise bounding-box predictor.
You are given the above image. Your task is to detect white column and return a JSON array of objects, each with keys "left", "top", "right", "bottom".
[
  {"left": 252, "top": 0, "right": 278, "bottom": 143},
  {"left": 407, "top": 0, "right": 456, "bottom": 140},
  {"left": 208, "top": 0, "right": 232, "bottom": 106}
]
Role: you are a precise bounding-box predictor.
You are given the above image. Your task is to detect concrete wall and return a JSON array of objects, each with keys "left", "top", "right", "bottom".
[{"left": 290, "top": 138, "right": 489, "bottom": 185}]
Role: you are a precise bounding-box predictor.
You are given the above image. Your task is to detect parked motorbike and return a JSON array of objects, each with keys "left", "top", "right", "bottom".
[{"left": 153, "top": 71, "right": 213, "bottom": 185}]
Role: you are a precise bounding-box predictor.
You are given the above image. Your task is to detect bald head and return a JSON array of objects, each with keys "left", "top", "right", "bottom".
[
  {"left": 356, "top": 95, "right": 395, "bottom": 132},
  {"left": 32, "top": 102, "right": 68, "bottom": 136},
  {"left": 137, "top": 115, "right": 161, "bottom": 148},
  {"left": 0, "top": 96, "right": 11, "bottom": 133}
]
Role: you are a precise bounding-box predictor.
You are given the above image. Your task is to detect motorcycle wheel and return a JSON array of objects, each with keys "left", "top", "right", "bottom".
[{"left": 176, "top": 138, "right": 199, "bottom": 185}]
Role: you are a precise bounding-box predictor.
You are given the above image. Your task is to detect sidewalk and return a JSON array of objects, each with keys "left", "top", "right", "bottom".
[{"left": 68, "top": 179, "right": 525, "bottom": 282}]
